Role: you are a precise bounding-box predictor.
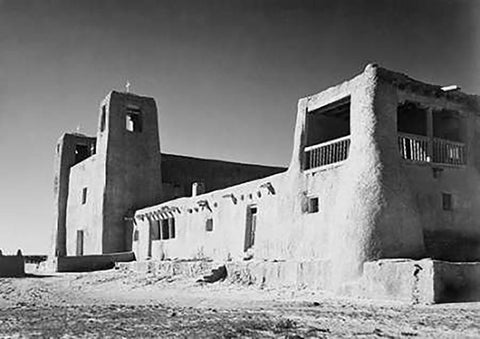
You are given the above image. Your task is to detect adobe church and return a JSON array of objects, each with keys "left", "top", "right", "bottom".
[{"left": 52, "top": 64, "right": 480, "bottom": 301}]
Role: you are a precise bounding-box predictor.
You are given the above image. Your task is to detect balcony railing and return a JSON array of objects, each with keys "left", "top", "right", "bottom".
[
  {"left": 304, "top": 135, "right": 350, "bottom": 170},
  {"left": 398, "top": 133, "right": 466, "bottom": 165},
  {"left": 397, "top": 133, "right": 430, "bottom": 162},
  {"left": 432, "top": 137, "right": 466, "bottom": 165}
]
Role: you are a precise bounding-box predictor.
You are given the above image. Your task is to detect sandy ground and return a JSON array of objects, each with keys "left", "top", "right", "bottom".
[{"left": 0, "top": 268, "right": 478, "bottom": 338}]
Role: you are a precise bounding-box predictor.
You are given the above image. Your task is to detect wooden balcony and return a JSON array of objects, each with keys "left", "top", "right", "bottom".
[
  {"left": 398, "top": 133, "right": 466, "bottom": 166},
  {"left": 304, "top": 136, "right": 350, "bottom": 170}
]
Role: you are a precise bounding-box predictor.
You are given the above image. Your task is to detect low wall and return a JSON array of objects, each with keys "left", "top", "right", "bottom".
[
  {"left": 54, "top": 252, "right": 135, "bottom": 272},
  {"left": 117, "top": 259, "right": 217, "bottom": 277},
  {"left": 0, "top": 256, "right": 25, "bottom": 277},
  {"left": 344, "top": 259, "right": 480, "bottom": 304},
  {"left": 342, "top": 259, "right": 435, "bottom": 303},
  {"left": 119, "top": 258, "right": 480, "bottom": 304},
  {"left": 225, "top": 260, "right": 332, "bottom": 290}
]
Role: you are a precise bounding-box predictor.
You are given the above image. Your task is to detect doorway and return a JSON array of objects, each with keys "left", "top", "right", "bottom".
[
  {"left": 244, "top": 205, "right": 257, "bottom": 252},
  {"left": 76, "top": 230, "right": 84, "bottom": 256}
]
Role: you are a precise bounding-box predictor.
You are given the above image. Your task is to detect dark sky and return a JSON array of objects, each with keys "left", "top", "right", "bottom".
[{"left": 0, "top": 0, "right": 478, "bottom": 253}]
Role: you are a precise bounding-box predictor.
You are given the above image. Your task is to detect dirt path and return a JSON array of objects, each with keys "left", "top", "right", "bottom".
[{"left": 0, "top": 269, "right": 478, "bottom": 338}]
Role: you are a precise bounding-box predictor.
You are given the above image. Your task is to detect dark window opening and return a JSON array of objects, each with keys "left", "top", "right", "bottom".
[
  {"left": 206, "top": 218, "right": 213, "bottom": 232},
  {"left": 74, "top": 144, "right": 90, "bottom": 164},
  {"left": 126, "top": 107, "right": 142, "bottom": 132},
  {"left": 151, "top": 220, "right": 161, "bottom": 240},
  {"left": 160, "top": 218, "right": 176, "bottom": 240},
  {"left": 81, "top": 187, "right": 87, "bottom": 205},
  {"left": 307, "top": 197, "right": 319, "bottom": 213},
  {"left": 100, "top": 105, "right": 106, "bottom": 132},
  {"left": 76, "top": 230, "right": 84, "bottom": 256},
  {"left": 161, "top": 219, "right": 170, "bottom": 240},
  {"left": 133, "top": 230, "right": 139, "bottom": 241},
  {"left": 433, "top": 109, "right": 463, "bottom": 142},
  {"left": 397, "top": 101, "right": 428, "bottom": 136},
  {"left": 244, "top": 206, "right": 257, "bottom": 252},
  {"left": 442, "top": 193, "right": 452, "bottom": 211},
  {"left": 170, "top": 218, "right": 176, "bottom": 239},
  {"left": 306, "top": 97, "right": 350, "bottom": 147}
]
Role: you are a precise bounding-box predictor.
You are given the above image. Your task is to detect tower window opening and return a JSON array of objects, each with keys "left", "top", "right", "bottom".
[
  {"left": 126, "top": 107, "right": 142, "bottom": 132},
  {"left": 74, "top": 144, "right": 90, "bottom": 164}
]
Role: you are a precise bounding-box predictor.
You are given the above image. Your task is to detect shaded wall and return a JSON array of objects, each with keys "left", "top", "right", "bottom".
[
  {"left": 396, "top": 90, "right": 480, "bottom": 261},
  {"left": 101, "top": 92, "right": 163, "bottom": 254},
  {"left": 161, "top": 154, "right": 285, "bottom": 199}
]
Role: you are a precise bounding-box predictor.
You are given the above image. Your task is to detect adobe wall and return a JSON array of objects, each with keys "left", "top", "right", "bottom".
[
  {"left": 133, "top": 65, "right": 431, "bottom": 289},
  {"left": 393, "top": 88, "right": 480, "bottom": 261},
  {"left": 52, "top": 133, "right": 96, "bottom": 257},
  {"left": 130, "top": 66, "right": 480, "bottom": 292},
  {"left": 134, "top": 172, "right": 285, "bottom": 261},
  {"left": 65, "top": 155, "right": 104, "bottom": 255},
  {"left": 100, "top": 92, "right": 163, "bottom": 253},
  {"left": 160, "top": 153, "right": 285, "bottom": 199},
  {"left": 288, "top": 65, "right": 425, "bottom": 285}
]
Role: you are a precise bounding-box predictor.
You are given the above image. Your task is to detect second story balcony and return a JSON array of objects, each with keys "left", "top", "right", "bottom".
[
  {"left": 398, "top": 133, "right": 466, "bottom": 166},
  {"left": 304, "top": 136, "right": 351, "bottom": 170},
  {"left": 397, "top": 101, "right": 466, "bottom": 167}
]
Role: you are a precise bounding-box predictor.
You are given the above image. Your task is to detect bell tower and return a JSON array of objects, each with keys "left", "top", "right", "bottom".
[{"left": 96, "top": 90, "right": 163, "bottom": 253}]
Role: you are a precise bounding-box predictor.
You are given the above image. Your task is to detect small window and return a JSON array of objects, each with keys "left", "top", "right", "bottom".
[
  {"left": 82, "top": 187, "right": 88, "bottom": 204},
  {"left": 133, "top": 230, "right": 139, "bottom": 241},
  {"left": 126, "top": 107, "right": 142, "bottom": 132},
  {"left": 442, "top": 193, "right": 452, "bottom": 211},
  {"left": 307, "top": 197, "right": 319, "bottom": 213},
  {"left": 206, "top": 218, "right": 213, "bottom": 232},
  {"left": 100, "top": 105, "right": 106, "bottom": 132}
]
